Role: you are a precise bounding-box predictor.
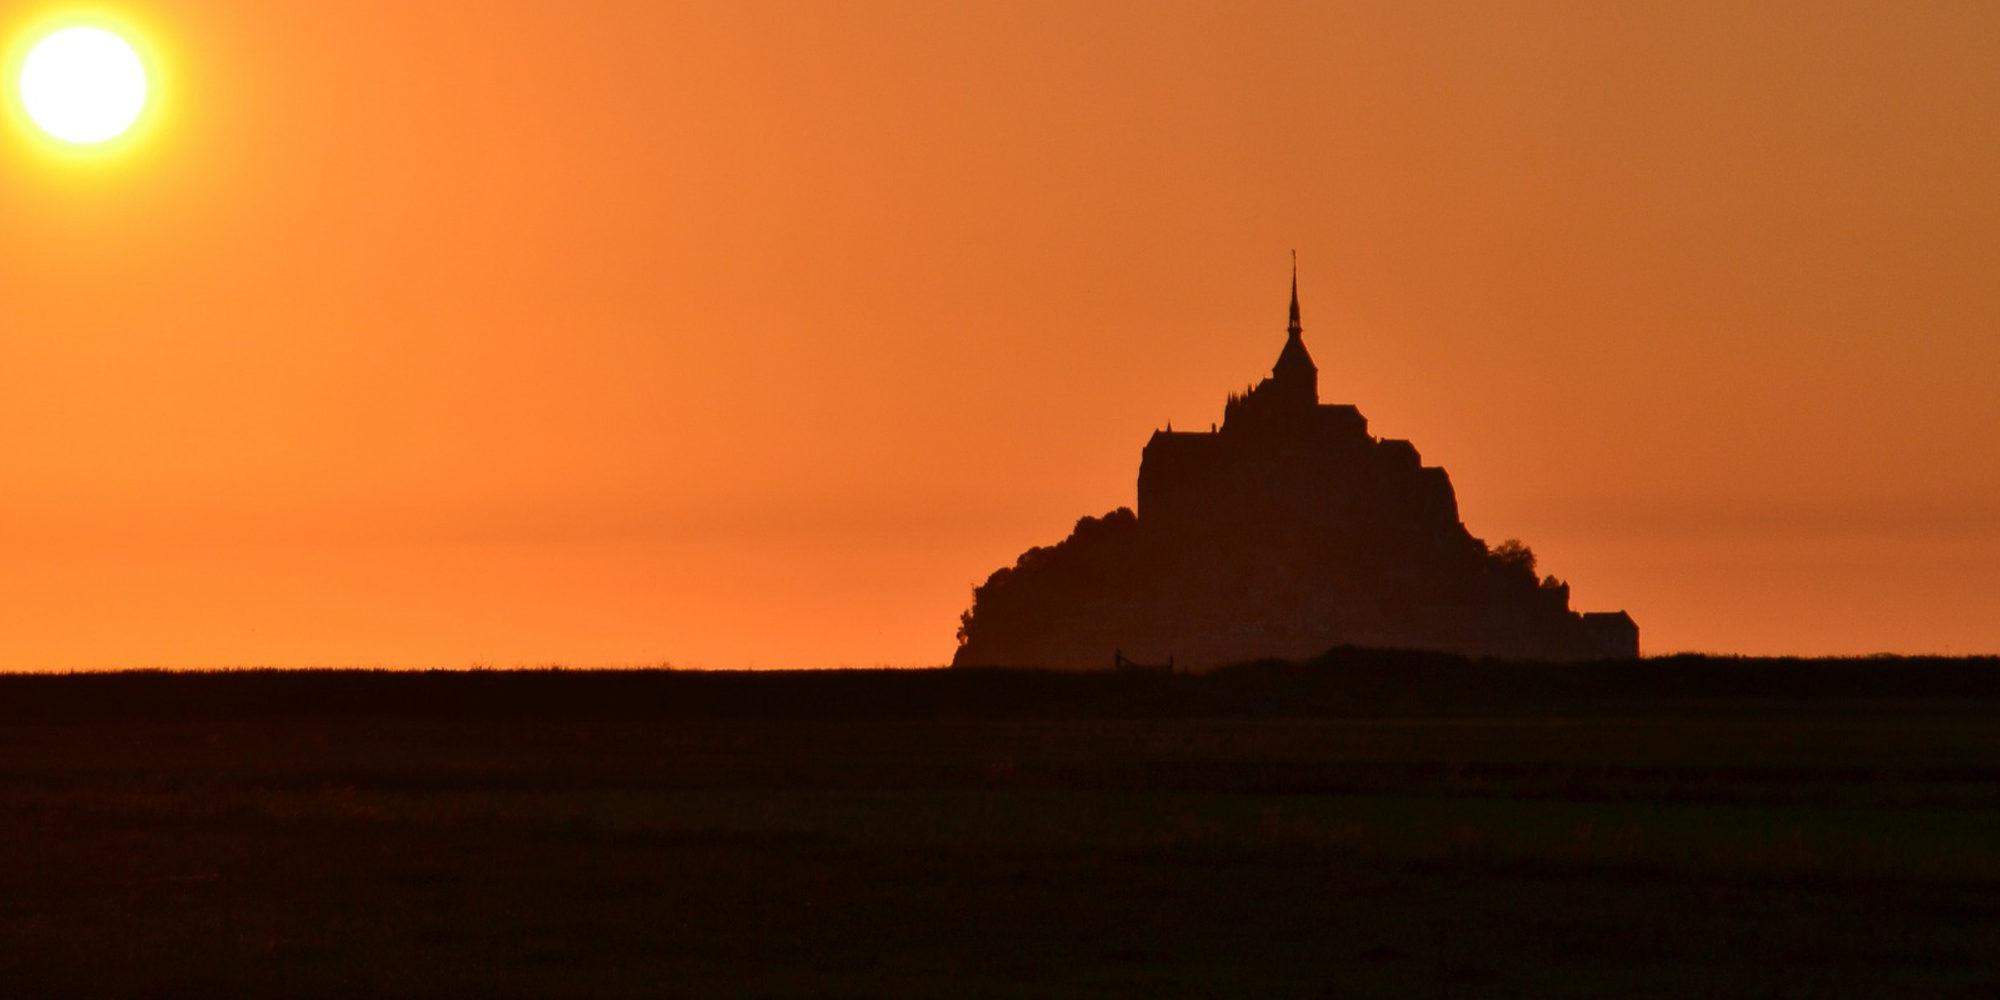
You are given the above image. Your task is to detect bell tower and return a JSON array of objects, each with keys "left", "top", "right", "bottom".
[{"left": 1268, "top": 251, "right": 1318, "bottom": 408}]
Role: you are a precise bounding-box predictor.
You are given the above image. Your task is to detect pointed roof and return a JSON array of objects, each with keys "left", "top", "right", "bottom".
[
  {"left": 1273, "top": 251, "right": 1316, "bottom": 380},
  {"left": 1273, "top": 330, "right": 1316, "bottom": 378}
]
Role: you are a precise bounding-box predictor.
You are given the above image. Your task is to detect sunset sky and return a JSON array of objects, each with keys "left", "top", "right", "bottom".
[{"left": 3, "top": 1, "right": 1996, "bottom": 669}]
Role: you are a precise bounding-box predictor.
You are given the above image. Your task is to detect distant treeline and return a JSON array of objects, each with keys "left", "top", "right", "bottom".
[{"left": 3, "top": 649, "right": 1999, "bottom": 722}]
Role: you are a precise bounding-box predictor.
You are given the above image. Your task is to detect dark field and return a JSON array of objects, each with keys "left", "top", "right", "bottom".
[{"left": 5, "top": 652, "right": 2000, "bottom": 998}]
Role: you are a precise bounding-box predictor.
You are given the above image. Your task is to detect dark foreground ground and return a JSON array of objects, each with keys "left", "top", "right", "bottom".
[{"left": 4, "top": 651, "right": 2000, "bottom": 998}]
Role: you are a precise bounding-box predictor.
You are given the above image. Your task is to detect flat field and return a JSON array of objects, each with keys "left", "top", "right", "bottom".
[{"left": 3, "top": 653, "right": 1998, "bottom": 998}]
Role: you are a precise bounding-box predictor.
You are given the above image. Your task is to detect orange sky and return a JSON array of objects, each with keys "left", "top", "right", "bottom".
[{"left": 3, "top": 1, "right": 1997, "bottom": 668}]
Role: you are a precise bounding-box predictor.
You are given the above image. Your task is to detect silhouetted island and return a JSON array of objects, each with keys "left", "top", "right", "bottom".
[{"left": 954, "top": 262, "right": 1639, "bottom": 669}]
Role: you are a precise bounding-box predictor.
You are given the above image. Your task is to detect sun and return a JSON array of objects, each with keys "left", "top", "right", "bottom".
[{"left": 16, "top": 24, "right": 148, "bottom": 145}]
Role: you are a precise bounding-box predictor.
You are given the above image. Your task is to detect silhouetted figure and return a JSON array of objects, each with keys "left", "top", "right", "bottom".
[{"left": 953, "top": 258, "right": 1639, "bottom": 669}]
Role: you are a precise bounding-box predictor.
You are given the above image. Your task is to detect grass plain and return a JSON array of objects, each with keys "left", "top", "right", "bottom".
[{"left": 2, "top": 651, "right": 1998, "bottom": 998}]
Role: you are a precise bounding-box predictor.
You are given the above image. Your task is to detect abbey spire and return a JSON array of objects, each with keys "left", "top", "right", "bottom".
[
  {"left": 1270, "top": 251, "right": 1318, "bottom": 405},
  {"left": 1288, "top": 250, "right": 1302, "bottom": 336}
]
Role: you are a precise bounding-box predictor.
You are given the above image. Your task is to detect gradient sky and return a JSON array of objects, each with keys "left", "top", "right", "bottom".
[{"left": 3, "top": 1, "right": 1996, "bottom": 668}]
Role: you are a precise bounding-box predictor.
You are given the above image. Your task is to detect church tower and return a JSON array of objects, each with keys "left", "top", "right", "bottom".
[{"left": 1266, "top": 253, "right": 1319, "bottom": 410}]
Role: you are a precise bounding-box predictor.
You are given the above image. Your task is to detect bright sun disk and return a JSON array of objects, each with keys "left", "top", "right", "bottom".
[{"left": 18, "top": 25, "right": 148, "bottom": 145}]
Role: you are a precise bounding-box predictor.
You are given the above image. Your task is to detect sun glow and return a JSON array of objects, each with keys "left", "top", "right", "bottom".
[
  {"left": 18, "top": 25, "right": 146, "bottom": 144},
  {"left": 7, "top": 12, "right": 165, "bottom": 157}
]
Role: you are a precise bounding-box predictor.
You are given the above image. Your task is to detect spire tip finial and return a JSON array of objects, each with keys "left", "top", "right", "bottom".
[{"left": 1287, "top": 251, "right": 1302, "bottom": 335}]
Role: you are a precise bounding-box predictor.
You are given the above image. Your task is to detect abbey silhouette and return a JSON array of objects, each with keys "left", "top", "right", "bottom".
[{"left": 953, "top": 261, "right": 1639, "bottom": 669}]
